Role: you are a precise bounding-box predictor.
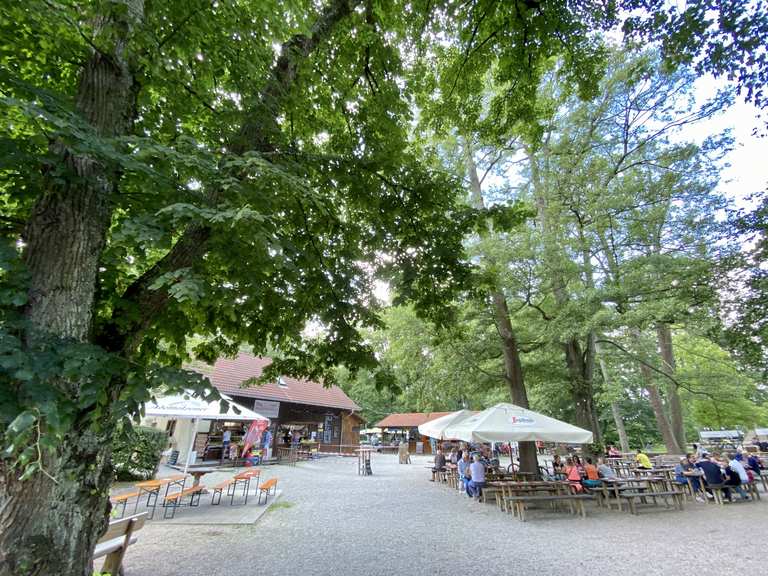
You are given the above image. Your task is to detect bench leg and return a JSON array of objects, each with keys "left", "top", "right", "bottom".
[
  {"left": 190, "top": 491, "right": 201, "bottom": 507},
  {"left": 212, "top": 488, "right": 222, "bottom": 506}
]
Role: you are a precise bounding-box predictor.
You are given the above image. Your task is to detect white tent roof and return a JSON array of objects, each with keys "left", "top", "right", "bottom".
[
  {"left": 443, "top": 403, "right": 593, "bottom": 444},
  {"left": 145, "top": 391, "right": 269, "bottom": 422},
  {"left": 417, "top": 410, "right": 475, "bottom": 440}
]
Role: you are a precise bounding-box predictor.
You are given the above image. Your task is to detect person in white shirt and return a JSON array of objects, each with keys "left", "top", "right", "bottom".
[
  {"left": 728, "top": 453, "right": 750, "bottom": 483},
  {"left": 466, "top": 455, "right": 486, "bottom": 499}
]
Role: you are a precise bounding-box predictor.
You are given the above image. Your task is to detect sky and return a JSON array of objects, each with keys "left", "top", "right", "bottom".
[{"left": 687, "top": 75, "right": 767, "bottom": 210}]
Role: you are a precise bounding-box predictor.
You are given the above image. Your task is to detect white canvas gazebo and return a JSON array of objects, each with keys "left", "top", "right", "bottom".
[
  {"left": 417, "top": 410, "right": 475, "bottom": 440},
  {"left": 442, "top": 403, "right": 593, "bottom": 444},
  {"left": 145, "top": 391, "right": 269, "bottom": 473}
]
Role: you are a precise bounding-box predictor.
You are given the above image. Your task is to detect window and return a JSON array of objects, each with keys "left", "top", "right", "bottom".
[{"left": 277, "top": 376, "right": 288, "bottom": 388}]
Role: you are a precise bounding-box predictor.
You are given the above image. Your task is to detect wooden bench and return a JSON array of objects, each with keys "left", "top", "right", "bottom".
[
  {"left": 211, "top": 479, "right": 236, "bottom": 506},
  {"left": 110, "top": 491, "right": 140, "bottom": 519},
  {"left": 162, "top": 485, "right": 205, "bottom": 519},
  {"left": 505, "top": 494, "right": 593, "bottom": 522},
  {"left": 94, "top": 513, "right": 146, "bottom": 575},
  {"left": 258, "top": 478, "right": 278, "bottom": 505},
  {"left": 619, "top": 490, "right": 684, "bottom": 515}
]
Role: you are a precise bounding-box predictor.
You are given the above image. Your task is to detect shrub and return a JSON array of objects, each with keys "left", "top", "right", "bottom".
[{"left": 112, "top": 424, "right": 169, "bottom": 481}]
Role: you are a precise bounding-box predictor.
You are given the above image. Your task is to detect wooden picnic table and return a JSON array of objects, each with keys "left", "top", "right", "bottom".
[
  {"left": 600, "top": 476, "right": 678, "bottom": 512},
  {"left": 133, "top": 475, "right": 187, "bottom": 518}
]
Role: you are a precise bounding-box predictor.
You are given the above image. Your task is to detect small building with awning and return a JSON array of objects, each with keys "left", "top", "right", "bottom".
[
  {"left": 375, "top": 412, "right": 455, "bottom": 454},
  {"left": 193, "top": 352, "right": 363, "bottom": 457}
]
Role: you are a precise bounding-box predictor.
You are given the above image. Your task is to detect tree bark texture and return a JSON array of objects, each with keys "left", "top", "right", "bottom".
[
  {"left": 4, "top": 2, "right": 362, "bottom": 574},
  {"left": 638, "top": 362, "right": 682, "bottom": 454},
  {"left": 610, "top": 401, "right": 631, "bottom": 453},
  {"left": 595, "top": 341, "right": 630, "bottom": 452},
  {"left": 465, "top": 143, "right": 538, "bottom": 476},
  {"left": 2, "top": 3, "right": 143, "bottom": 575},
  {"left": 656, "top": 322, "right": 686, "bottom": 449}
]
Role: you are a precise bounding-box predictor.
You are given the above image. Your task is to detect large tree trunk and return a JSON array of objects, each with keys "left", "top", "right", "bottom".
[
  {"left": 637, "top": 363, "right": 682, "bottom": 454},
  {"left": 465, "top": 143, "right": 538, "bottom": 475},
  {"left": 656, "top": 322, "right": 686, "bottom": 449},
  {"left": 1, "top": 3, "right": 143, "bottom": 575},
  {"left": 490, "top": 293, "right": 539, "bottom": 475}
]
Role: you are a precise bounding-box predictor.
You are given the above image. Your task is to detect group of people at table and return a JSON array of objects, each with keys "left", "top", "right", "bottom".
[{"left": 431, "top": 444, "right": 765, "bottom": 504}]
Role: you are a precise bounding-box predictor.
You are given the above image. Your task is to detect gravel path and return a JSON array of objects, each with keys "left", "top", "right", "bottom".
[{"left": 123, "top": 454, "right": 767, "bottom": 576}]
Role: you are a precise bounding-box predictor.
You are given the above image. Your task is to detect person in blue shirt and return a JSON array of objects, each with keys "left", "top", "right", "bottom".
[
  {"left": 457, "top": 452, "right": 471, "bottom": 492},
  {"left": 675, "top": 455, "right": 704, "bottom": 502}
]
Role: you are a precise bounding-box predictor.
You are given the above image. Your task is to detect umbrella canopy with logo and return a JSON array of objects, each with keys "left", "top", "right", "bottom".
[
  {"left": 443, "top": 403, "right": 593, "bottom": 444},
  {"left": 145, "top": 391, "right": 269, "bottom": 473},
  {"left": 417, "top": 410, "right": 475, "bottom": 440}
]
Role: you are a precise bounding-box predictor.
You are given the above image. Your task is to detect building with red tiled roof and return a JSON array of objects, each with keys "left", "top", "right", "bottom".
[
  {"left": 207, "top": 353, "right": 360, "bottom": 411},
  {"left": 376, "top": 412, "right": 453, "bottom": 428},
  {"left": 189, "top": 352, "right": 362, "bottom": 458}
]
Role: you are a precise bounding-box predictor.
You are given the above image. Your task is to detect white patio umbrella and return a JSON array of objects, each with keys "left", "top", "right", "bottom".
[
  {"left": 145, "top": 391, "right": 269, "bottom": 473},
  {"left": 443, "top": 403, "right": 593, "bottom": 444},
  {"left": 417, "top": 410, "right": 475, "bottom": 440}
]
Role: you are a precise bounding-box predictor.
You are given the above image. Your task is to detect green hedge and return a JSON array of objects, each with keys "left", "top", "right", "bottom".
[{"left": 112, "top": 425, "right": 168, "bottom": 481}]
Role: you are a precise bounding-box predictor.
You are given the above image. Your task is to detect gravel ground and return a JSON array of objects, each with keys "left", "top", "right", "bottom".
[{"left": 122, "top": 454, "right": 767, "bottom": 576}]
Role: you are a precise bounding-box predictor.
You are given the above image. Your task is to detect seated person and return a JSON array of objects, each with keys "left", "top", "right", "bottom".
[
  {"left": 635, "top": 449, "right": 652, "bottom": 469},
  {"left": 582, "top": 458, "right": 601, "bottom": 487},
  {"left": 607, "top": 445, "right": 622, "bottom": 458},
  {"left": 675, "top": 455, "right": 704, "bottom": 502},
  {"left": 725, "top": 453, "right": 750, "bottom": 501},
  {"left": 449, "top": 447, "right": 459, "bottom": 465},
  {"left": 565, "top": 457, "right": 583, "bottom": 492},
  {"left": 596, "top": 457, "right": 617, "bottom": 480},
  {"left": 431, "top": 449, "right": 446, "bottom": 481},
  {"left": 552, "top": 455, "right": 566, "bottom": 479},
  {"left": 466, "top": 455, "right": 486, "bottom": 499},
  {"left": 747, "top": 453, "right": 763, "bottom": 475},
  {"left": 696, "top": 454, "right": 729, "bottom": 500}
]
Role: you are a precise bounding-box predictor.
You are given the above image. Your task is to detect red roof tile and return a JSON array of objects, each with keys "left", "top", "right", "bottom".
[
  {"left": 375, "top": 412, "right": 454, "bottom": 428},
  {"left": 197, "top": 352, "right": 360, "bottom": 411}
]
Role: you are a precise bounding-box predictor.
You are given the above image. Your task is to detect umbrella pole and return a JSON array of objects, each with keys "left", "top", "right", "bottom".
[{"left": 183, "top": 417, "right": 198, "bottom": 474}]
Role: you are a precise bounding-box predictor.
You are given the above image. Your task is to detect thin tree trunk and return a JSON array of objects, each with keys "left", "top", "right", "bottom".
[
  {"left": 656, "top": 322, "right": 686, "bottom": 449},
  {"left": 637, "top": 363, "right": 682, "bottom": 454},
  {"left": 610, "top": 401, "right": 631, "bottom": 453},
  {"left": 466, "top": 143, "right": 538, "bottom": 476},
  {"left": 1, "top": 3, "right": 144, "bottom": 575}
]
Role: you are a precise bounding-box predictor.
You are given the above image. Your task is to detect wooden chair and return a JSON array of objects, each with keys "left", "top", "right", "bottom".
[{"left": 94, "top": 513, "right": 146, "bottom": 576}]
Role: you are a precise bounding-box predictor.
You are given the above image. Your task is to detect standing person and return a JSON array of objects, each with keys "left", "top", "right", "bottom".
[
  {"left": 635, "top": 449, "right": 652, "bottom": 470},
  {"left": 222, "top": 429, "right": 232, "bottom": 460},
  {"left": 431, "top": 449, "right": 446, "bottom": 482},
  {"left": 262, "top": 428, "right": 273, "bottom": 461},
  {"left": 457, "top": 452, "right": 471, "bottom": 491},
  {"left": 466, "top": 454, "right": 486, "bottom": 499}
]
